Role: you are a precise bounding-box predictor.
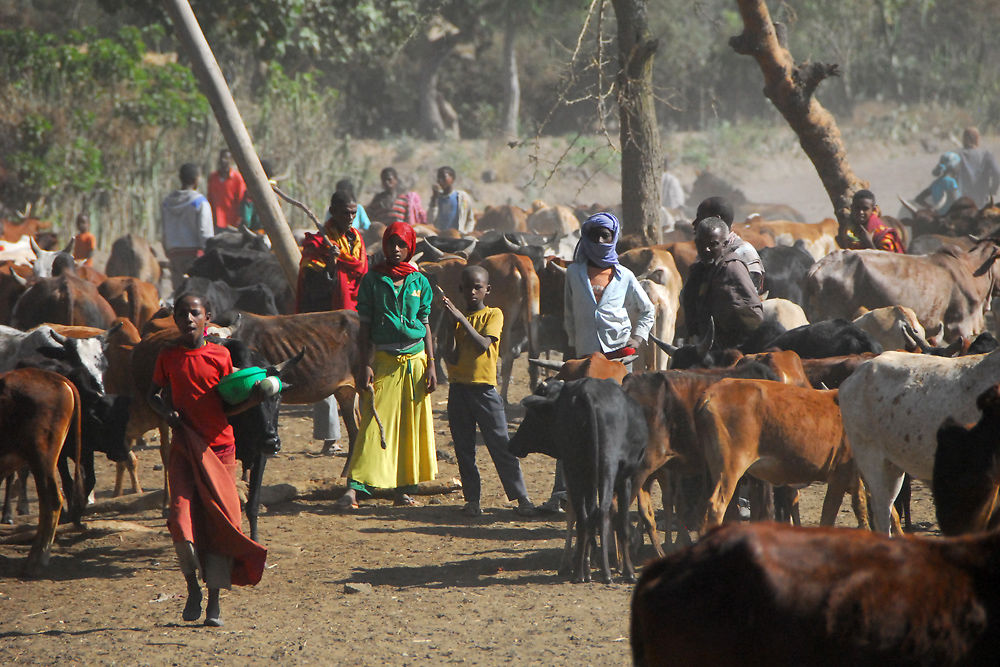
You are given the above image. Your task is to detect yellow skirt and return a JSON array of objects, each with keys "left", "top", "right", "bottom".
[{"left": 347, "top": 349, "right": 437, "bottom": 490}]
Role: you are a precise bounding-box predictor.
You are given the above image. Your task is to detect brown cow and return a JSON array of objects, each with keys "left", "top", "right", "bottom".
[
  {"left": 0, "top": 261, "right": 29, "bottom": 325},
  {"left": 474, "top": 205, "right": 529, "bottom": 234},
  {"left": 525, "top": 201, "right": 579, "bottom": 237},
  {"left": 695, "top": 379, "right": 864, "bottom": 530},
  {"left": 11, "top": 273, "right": 116, "bottom": 329},
  {"left": 632, "top": 520, "right": 1000, "bottom": 666},
  {"left": 732, "top": 217, "right": 840, "bottom": 261},
  {"left": 0, "top": 367, "right": 81, "bottom": 574},
  {"left": 98, "top": 276, "right": 160, "bottom": 331},
  {"left": 105, "top": 234, "right": 162, "bottom": 285}
]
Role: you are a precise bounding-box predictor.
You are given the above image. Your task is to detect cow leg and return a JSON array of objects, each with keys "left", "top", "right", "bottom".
[
  {"left": 572, "top": 496, "right": 590, "bottom": 583},
  {"left": 335, "top": 386, "right": 359, "bottom": 478},
  {"left": 597, "top": 476, "right": 615, "bottom": 584},
  {"left": 819, "top": 466, "right": 855, "bottom": 527},
  {"left": 850, "top": 475, "right": 869, "bottom": 530},
  {"left": 859, "top": 457, "right": 905, "bottom": 536},
  {"left": 245, "top": 452, "right": 267, "bottom": 543},
  {"left": 16, "top": 469, "right": 29, "bottom": 516},
  {"left": 634, "top": 475, "right": 665, "bottom": 558},
  {"left": 124, "top": 450, "right": 143, "bottom": 495},
  {"left": 24, "top": 459, "right": 64, "bottom": 575},
  {"left": 703, "top": 460, "right": 750, "bottom": 531},
  {"left": 617, "top": 477, "right": 637, "bottom": 583},
  {"left": 2, "top": 472, "right": 15, "bottom": 524},
  {"left": 498, "top": 347, "right": 516, "bottom": 405},
  {"left": 558, "top": 502, "right": 575, "bottom": 577}
]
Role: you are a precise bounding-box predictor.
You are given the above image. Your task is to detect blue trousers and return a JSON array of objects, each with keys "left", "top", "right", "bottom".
[{"left": 448, "top": 383, "right": 528, "bottom": 503}]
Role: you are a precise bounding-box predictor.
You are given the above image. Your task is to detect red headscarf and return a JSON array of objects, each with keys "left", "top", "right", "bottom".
[{"left": 374, "top": 222, "right": 419, "bottom": 279}]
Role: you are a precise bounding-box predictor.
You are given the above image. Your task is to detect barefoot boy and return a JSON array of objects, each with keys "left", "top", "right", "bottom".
[{"left": 441, "top": 265, "right": 535, "bottom": 517}]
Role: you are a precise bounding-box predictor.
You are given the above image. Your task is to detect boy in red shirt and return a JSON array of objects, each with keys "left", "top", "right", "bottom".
[
  {"left": 207, "top": 149, "right": 247, "bottom": 233},
  {"left": 71, "top": 213, "right": 96, "bottom": 266},
  {"left": 149, "top": 293, "right": 267, "bottom": 627}
]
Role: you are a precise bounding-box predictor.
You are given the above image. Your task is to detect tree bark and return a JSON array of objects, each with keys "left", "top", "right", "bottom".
[
  {"left": 500, "top": 8, "right": 520, "bottom": 139},
  {"left": 418, "top": 33, "right": 462, "bottom": 140},
  {"left": 163, "top": 0, "right": 301, "bottom": 287},
  {"left": 612, "top": 0, "right": 662, "bottom": 244},
  {"left": 730, "top": 0, "right": 865, "bottom": 224}
]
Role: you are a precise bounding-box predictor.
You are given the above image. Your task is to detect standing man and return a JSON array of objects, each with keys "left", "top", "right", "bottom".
[
  {"left": 207, "top": 149, "right": 247, "bottom": 234},
  {"left": 957, "top": 127, "right": 1000, "bottom": 208},
  {"left": 161, "top": 162, "right": 214, "bottom": 291},
  {"left": 660, "top": 156, "right": 685, "bottom": 212},
  {"left": 428, "top": 166, "right": 475, "bottom": 233},
  {"left": 296, "top": 191, "right": 368, "bottom": 455}
]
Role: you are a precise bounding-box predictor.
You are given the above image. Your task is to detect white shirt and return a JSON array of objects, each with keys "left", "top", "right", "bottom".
[
  {"left": 660, "top": 172, "right": 685, "bottom": 210},
  {"left": 564, "top": 262, "right": 656, "bottom": 356}
]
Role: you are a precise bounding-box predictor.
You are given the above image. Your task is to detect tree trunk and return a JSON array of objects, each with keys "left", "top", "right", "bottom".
[
  {"left": 730, "top": 0, "right": 865, "bottom": 225},
  {"left": 612, "top": 0, "right": 662, "bottom": 244},
  {"left": 500, "top": 9, "right": 520, "bottom": 139},
  {"left": 418, "top": 33, "right": 461, "bottom": 141}
]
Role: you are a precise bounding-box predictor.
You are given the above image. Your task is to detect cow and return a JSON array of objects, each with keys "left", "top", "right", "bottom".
[
  {"left": 474, "top": 204, "right": 529, "bottom": 234},
  {"left": 907, "top": 233, "right": 976, "bottom": 256},
  {"left": 695, "top": 379, "right": 863, "bottom": 530},
  {"left": 527, "top": 351, "right": 635, "bottom": 384},
  {"left": 0, "top": 261, "right": 29, "bottom": 324},
  {"left": 205, "top": 226, "right": 270, "bottom": 254},
  {"left": 619, "top": 247, "right": 683, "bottom": 370},
  {"left": 761, "top": 297, "right": 809, "bottom": 330},
  {"left": 174, "top": 276, "right": 279, "bottom": 318},
  {"left": 105, "top": 233, "right": 163, "bottom": 285},
  {"left": 525, "top": 201, "right": 579, "bottom": 237},
  {"left": 765, "top": 319, "right": 884, "bottom": 358},
  {"left": 631, "top": 520, "right": 1000, "bottom": 667},
  {"left": 188, "top": 245, "right": 294, "bottom": 314},
  {"left": 686, "top": 170, "right": 806, "bottom": 222},
  {"left": 733, "top": 217, "right": 840, "bottom": 261},
  {"left": 98, "top": 276, "right": 161, "bottom": 331},
  {"left": 10, "top": 273, "right": 117, "bottom": 329},
  {"left": 0, "top": 368, "right": 82, "bottom": 574},
  {"left": 933, "top": 384, "right": 1000, "bottom": 537},
  {"left": 798, "top": 353, "right": 878, "bottom": 390},
  {"left": 536, "top": 257, "right": 570, "bottom": 358},
  {"left": 758, "top": 240, "right": 814, "bottom": 305},
  {"left": 804, "top": 241, "right": 1000, "bottom": 342},
  {"left": 838, "top": 349, "right": 1000, "bottom": 534},
  {"left": 509, "top": 378, "right": 647, "bottom": 583},
  {"left": 0, "top": 323, "right": 110, "bottom": 391},
  {"left": 852, "top": 305, "right": 937, "bottom": 352}
]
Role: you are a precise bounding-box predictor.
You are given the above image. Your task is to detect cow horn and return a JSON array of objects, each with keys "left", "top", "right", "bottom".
[
  {"left": 648, "top": 334, "right": 678, "bottom": 355},
  {"left": 527, "top": 358, "right": 564, "bottom": 371},
  {"left": 897, "top": 195, "right": 919, "bottom": 215},
  {"left": 10, "top": 269, "right": 27, "bottom": 286},
  {"left": 502, "top": 234, "right": 521, "bottom": 251},
  {"left": 901, "top": 321, "right": 933, "bottom": 353},
  {"left": 458, "top": 239, "right": 478, "bottom": 259},
  {"left": 29, "top": 236, "right": 42, "bottom": 256},
  {"left": 548, "top": 260, "right": 567, "bottom": 274},
  {"left": 617, "top": 354, "right": 639, "bottom": 366},
  {"left": 819, "top": 382, "right": 830, "bottom": 390},
  {"left": 759, "top": 290, "right": 769, "bottom": 300},
  {"left": 421, "top": 239, "right": 444, "bottom": 261},
  {"left": 272, "top": 347, "right": 306, "bottom": 375},
  {"left": 241, "top": 224, "right": 256, "bottom": 240},
  {"left": 101, "top": 320, "right": 124, "bottom": 339},
  {"left": 62, "top": 236, "right": 75, "bottom": 254},
  {"left": 696, "top": 317, "right": 716, "bottom": 357},
  {"left": 928, "top": 322, "right": 945, "bottom": 343}
]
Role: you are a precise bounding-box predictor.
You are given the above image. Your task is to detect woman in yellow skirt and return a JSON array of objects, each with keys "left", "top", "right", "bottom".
[{"left": 335, "top": 222, "right": 437, "bottom": 508}]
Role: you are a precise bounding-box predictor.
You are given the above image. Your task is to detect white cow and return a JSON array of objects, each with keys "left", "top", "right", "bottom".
[
  {"left": 0, "top": 324, "right": 109, "bottom": 391},
  {"left": 761, "top": 298, "right": 809, "bottom": 330},
  {"left": 619, "top": 247, "right": 682, "bottom": 371},
  {"left": 839, "top": 349, "right": 1000, "bottom": 534},
  {"left": 852, "top": 305, "right": 941, "bottom": 352}
]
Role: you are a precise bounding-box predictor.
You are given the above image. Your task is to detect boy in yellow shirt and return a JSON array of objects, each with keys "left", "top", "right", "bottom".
[{"left": 441, "top": 265, "right": 536, "bottom": 517}]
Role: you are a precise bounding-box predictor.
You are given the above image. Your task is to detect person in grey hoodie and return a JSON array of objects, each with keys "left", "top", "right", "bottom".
[{"left": 162, "top": 162, "right": 214, "bottom": 290}]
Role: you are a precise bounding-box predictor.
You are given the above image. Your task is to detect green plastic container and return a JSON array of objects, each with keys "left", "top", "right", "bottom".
[{"left": 217, "top": 367, "right": 268, "bottom": 404}]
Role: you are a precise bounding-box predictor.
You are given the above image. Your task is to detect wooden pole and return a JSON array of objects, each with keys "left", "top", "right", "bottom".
[{"left": 161, "top": 0, "right": 301, "bottom": 287}]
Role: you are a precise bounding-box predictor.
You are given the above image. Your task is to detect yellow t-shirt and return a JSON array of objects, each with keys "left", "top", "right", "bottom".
[{"left": 447, "top": 306, "right": 503, "bottom": 385}]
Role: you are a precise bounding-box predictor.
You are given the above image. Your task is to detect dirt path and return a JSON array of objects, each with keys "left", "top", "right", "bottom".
[{"left": 0, "top": 357, "right": 939, "bottom": 665}]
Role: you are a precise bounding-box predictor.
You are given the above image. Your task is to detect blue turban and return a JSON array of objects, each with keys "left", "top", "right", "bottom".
[{"left": 574, "top": 212, "right": 620, "bottom": 268}]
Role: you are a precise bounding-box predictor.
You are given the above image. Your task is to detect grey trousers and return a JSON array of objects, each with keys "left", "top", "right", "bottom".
[
  {"left": 312, "top": 394, "right": 341, "bottom": 441},
  {"left": 448, "top": 383, "right": 528, "bottom": 503},
  {"left": 175, "top": 541, "right": 232, "bottom": 590}
]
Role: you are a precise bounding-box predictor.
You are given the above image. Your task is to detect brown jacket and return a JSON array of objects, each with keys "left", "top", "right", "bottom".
[{"left": 682, "top": 250, "right": 763, "bottom": 350}]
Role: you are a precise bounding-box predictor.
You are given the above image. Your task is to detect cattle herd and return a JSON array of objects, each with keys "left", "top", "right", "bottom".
[{"left": 4, "top": 193, "right": 1000, "bottom": 664}]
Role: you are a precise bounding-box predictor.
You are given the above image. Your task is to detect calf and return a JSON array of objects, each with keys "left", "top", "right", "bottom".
[
  {"left": 0, "top": 368, "right": 82, "bottom": 574},
  {"left": 695, "top": 379, "right": 864, "bottom": 530},
  {"left": 632, "top": 521, "right": 1000, "bottom": 666},
  {"left": 509, "top": 378, "right": 647, "bottom": 583}
]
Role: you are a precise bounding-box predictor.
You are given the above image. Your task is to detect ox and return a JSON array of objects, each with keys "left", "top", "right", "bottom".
[
  {"left": 0, "top": 261, "right": 29, "bottom": 324},
  {"left": 838, "top": 349, "right": 1000, "bottom": 534},
  {"left": 804, "top": 241, "right": 1000, "bottom": 342},
  {"left": 758, "top": 240, "right": 814, "bottom": 305},
  {"left": 98, "top": 276, "right": 160, "bottom": 331},
  {"left": 509, "top": 378, "right": 647, "bottom": 583},
  {"left": 188, "top": 245, "right": 294, "bottom": 314},
  {"left": 631, "top": 520, "right": 1000, "bottom": 666},
  {"left": 105, "top": 234, "right": 162, "bottom": 285},
  {"left": 619, "top": 247, "right": 682, "bottom": 371},
  {"left": 11, "top": 273, "right": 116, "bottom": 329},
  {"left": 474, "top": 204, "right": 529, "bottom": 234},
  {"left": 695, "top": 379, "right": 864, "bottom": 530},
  {"left": 852, "top": 305, "right": 937, "bottom": 352},
  {"left": 765, "top": 319, "right": 883, "bottom": 358},
  {"left": 174, "top": 276, "right": 279, "bottom": 318},
  {"left": 525, "top": 201, "right": 579, "bottom": 237},
  {"left": 733, "top": 217, "right": 839, "bottom": 261},
  {"left": 0, "top": 368, "right": 82, "bottom": 574},
  {"left": 933, "top": 384, "right": 1000, "bottom": 537}
]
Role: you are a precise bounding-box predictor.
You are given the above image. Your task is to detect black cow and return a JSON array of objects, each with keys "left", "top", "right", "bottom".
[
  {"left": 14, "top": 354, "right": 130, "bottom": 515},
  {"left": 765, "top": 319, "right": 884, "bottom": 358},
  {"left": 175, "top": 276, "right": 279, "bottom": 318},
  {"left": 758, "top": 241, "right": 815, "bottom": 306},
  {"left": 509, "top": 378, "right": 647, "bottom": 583},
  {"left": 188, "top": 247, "right": 293, "bottom": 314},
  {"left": 210, "top": 336, "right": 302, "bottom": 542},
  {"left": 206, "top": 226, "right": 271, "bottom": 254}
]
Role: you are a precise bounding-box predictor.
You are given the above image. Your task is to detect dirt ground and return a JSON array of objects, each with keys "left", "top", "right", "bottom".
[
  {"left": 0, "top": 128, "right": 972, "bottom": 664},
  {"left": 0, "top": 354, "right": 940, "bottom": 666}
]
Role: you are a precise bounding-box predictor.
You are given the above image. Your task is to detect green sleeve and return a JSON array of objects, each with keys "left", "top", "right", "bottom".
[
  {"left": 357, "top": 272, "right": 374, "bottom": 323},
  {"left": 416, "top": 273, "right": 432, "bottom": 323}
]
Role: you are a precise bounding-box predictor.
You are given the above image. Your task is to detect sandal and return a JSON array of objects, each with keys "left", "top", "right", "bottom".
[
  {"left": 394, "top": 494, "right": 420, "bottom": 507},
  {"left": 333, "top": 494, "right": 359, "bottom": 511}
]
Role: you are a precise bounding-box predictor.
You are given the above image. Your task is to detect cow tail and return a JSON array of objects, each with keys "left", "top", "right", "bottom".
[{"left": 68, "top": 380, "right": 84, "bottom": 526}]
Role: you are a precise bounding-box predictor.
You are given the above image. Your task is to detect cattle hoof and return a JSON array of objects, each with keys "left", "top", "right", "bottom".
[{"left": 1, "top": 517, "right": 12, "bottom": 525}]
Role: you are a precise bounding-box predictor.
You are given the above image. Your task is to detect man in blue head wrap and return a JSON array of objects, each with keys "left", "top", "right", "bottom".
[{"left": 538, "top": 211, "right": 656, "bottom": 514}]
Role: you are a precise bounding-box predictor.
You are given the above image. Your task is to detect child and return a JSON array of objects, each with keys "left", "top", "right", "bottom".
[
  {"left": 915, "top": 152, "right": 961, "bottom": 214},
  {"left": 334, "top": 222, "right": 437, "bottom": 509},
  {"left": 440, "top": 265, "right": 535, "bottom": 517},
  {"left": 836, "top": 190, "right": 905, "bottom": 253},
  {"left": 427, "top": 166, "right": 475, "bottom": 233},
  {"left": 148, "top": 293, "right": 267, "bottom": 627},
  {"left": 72, "top": 213, "right": 96, "bottom": 266}
]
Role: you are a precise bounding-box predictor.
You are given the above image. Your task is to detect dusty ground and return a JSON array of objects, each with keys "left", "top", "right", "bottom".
[
  {"left": 0, "top": 355, "right": 939, "bottom": 666},
  {"left": 0, "top": 126, "right": 969, "bottom": 664}
]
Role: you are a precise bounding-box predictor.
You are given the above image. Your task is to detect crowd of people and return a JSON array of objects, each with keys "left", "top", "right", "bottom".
[{"left": 148, "top": 126, "right": 1000, "bottom": 626}]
